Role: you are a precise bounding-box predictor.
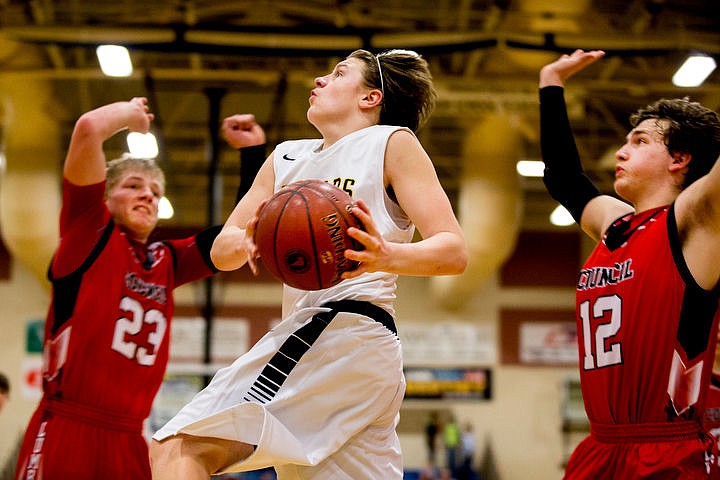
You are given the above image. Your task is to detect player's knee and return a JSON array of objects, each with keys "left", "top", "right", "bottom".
[
  {"left": 148, "top": 435, "right": 217, "bottom": 475},
  {"left": 150, "top": 434, "right": 253, "bottom": 475},
  {"left": 148, "top": 437, "right": 177, "bottom": 470},
  {"left": 199, "top": 438, "right": 255, "bottom": 473}
]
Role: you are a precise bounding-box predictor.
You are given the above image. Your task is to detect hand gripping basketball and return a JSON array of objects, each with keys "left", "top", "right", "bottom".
[{"left": 253, "top": 179, "right": 364, "bottom": 290}]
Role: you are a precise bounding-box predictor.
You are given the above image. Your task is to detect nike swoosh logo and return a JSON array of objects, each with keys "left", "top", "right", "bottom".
[{"left": 282, "top": 154, "right": 296, "bottom": 161}]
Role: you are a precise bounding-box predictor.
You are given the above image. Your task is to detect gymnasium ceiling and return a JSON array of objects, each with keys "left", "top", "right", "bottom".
[{"left": 1, "top": 0, "right": 719, "bottom": 230}]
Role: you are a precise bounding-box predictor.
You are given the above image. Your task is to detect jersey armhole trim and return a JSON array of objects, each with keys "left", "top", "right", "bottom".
[
  {"left": 667, "top": 203, "right": 716, "bottom": 295},
  {"left": 49, "top": 220, "right": 115, "bottom": 282}
]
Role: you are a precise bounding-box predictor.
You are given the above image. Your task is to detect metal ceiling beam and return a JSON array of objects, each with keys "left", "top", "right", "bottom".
[{"left": 3, "top": 25, "right": 718, "bottom": 56}]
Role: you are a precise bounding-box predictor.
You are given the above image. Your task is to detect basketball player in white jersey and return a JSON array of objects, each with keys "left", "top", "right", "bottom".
[{"left": 150, "top": 49, "right": 467, "bottom": 479}]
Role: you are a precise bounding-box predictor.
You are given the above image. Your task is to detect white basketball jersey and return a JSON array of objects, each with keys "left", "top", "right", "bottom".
[{"left": 273, "top": 125, "right": 415, "bottom": 317}]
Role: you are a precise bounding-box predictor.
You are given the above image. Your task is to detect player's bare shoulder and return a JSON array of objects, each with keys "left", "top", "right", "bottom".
[
  {"left": 386, "top": 128, "right": 420, "bottom": 154},
  {"left": 384, "top": 129, "right": 432, "bottom": 179}
]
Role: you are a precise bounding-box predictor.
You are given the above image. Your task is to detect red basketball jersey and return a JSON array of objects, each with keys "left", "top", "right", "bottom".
[
  {"left": 16, "top": 180, "right": 216, "bottom": 480},
  {"left": 576, "top": 205, "right": 720, "bottom": 425},
  {"left": 705, "top": 375, "right": 720, "bottom": 438},
  {"left": 564, "top": 205, "right": 720, "bottom": 479},
  {"left": 43, "top": 179, "right": 213, "bottom": 417}
]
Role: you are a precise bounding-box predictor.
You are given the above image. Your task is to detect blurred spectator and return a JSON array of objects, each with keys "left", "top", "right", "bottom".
[
  {"left": 425, "top": 411, "right": 440, "bottom": 465},
  {"left": 458, "top": 422, "right": 478, "bottom": 480},
  {"left": 0, "top": 372, "right": 9, "bottom": 414},
  {"left": 443, "top": 414, "right": 460, "bottom": 474}
]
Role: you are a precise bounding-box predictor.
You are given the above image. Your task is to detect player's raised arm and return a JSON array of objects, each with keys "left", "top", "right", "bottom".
[
  {"left": 210, "top": 151, "right": 275, "bottom": 273},
  {"left": 223, "top": 114, "right": 267, "bottom": 205},
  {"left": 539, "top": 50, "right": 632, "bottom": 240},
  {"left": 671, "top": 150, "right": 720, "bottom": 291},
  {"left": 63, "top": 97, "right": 153, "bottom": 185}
]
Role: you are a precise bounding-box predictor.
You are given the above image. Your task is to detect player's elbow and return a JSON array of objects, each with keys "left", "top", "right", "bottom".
[
  {"left": 210, "top": 239, "right": 241, "bottom": 271},
  {"left": 209, "top": 251, "right": 230, "bottom": 271},
  {"left": 72, "top": 113, "right": 106, "bottom": 142},
  {"left": 210, "top": 249, "right": 243, "bottom": 272},
  {"left": 452, "top": 246, "right": 469, "bottom": 275},
  {"left": 444, "top": 235, "right": 468, "bottom": 275}
]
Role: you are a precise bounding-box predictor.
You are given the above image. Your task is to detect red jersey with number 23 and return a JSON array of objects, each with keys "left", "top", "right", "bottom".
[
  {"left": 42, "top": 179, "right": 214, "bottom": 416},
  {"left": 15, "top": 179, "right": 217, "bottom": 480}
]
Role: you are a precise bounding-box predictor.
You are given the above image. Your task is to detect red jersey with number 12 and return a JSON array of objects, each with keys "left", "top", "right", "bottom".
[{"left": 576, "top": 205, "right": 720, "bottom": 425}]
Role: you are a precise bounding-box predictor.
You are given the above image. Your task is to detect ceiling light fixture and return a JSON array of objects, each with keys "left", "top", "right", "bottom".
[
  {"left": 96, "top": 45, "right": 133, "bottom": 77},
  {"left": 516, "top": 160, "right": 545, "bottom": 177},
  {"left": 672, "top": 54, "right": 716, "bottom": 87},
  {"left": 550, "top": 205, "right": 575, "bottom": 227},
  {"left": 127, "top": 132, "right": 159, "bottom": 159},
  {"left": 158, "top": 197, "right": 174, "bottom": 219}
]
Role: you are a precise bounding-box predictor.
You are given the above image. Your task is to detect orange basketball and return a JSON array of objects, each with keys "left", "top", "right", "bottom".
[{"left": 254, "top": 179, "right": 363, "bottom": 290}]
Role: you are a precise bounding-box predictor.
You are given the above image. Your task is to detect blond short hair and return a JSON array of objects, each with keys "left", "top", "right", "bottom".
[{"left": 105, "top": 154, "right": 166, "bottom": 196}]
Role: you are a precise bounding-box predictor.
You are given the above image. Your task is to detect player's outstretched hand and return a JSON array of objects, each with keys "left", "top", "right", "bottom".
[
  {"left": 342, "top": 199, "right": 390, "bottom": 279},
  {"left": 540, "top": 49, "right": 605, "bottom": 88},
  {"left": 222, "top": 114, "right": 266, "bottom": 149},
  {"left": 127, "top": 97, "right": 154, "bottom": 134}
]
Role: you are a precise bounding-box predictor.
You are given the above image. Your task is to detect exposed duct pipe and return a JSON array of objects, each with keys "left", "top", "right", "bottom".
[
  {"left": 432, "top": 114, "right": 523, "bottom": 311},
  {"left": 431, "top": 0, "right": 593, "bottom": 310},
  {"left": 0, "top": 38, "right": 61, "bottom": 289}
]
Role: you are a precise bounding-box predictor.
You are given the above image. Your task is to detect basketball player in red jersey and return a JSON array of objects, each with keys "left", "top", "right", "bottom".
[
  {"left": 14, "top": 99, "right": 265, "bottom": 480},
  {"left": 540, "top": 50, "right": 720, "bottom": 478}
]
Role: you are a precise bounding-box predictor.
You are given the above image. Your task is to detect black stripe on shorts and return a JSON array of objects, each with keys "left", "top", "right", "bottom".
[{"left": 243, "top": 300, "right": 396, "bottom": 404}]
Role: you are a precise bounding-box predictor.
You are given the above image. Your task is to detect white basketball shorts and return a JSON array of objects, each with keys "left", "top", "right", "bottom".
[{"left": 153, "top": 300, "right": 405, "bottom": 480}]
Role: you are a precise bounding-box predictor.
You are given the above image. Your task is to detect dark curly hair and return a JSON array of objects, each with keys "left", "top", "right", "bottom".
[
  {"left": 630, "top": 98, "right": 720, "bottom": 188},
  {"left": 347, "top": 49, "right": 437, "bottom": 132}
]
